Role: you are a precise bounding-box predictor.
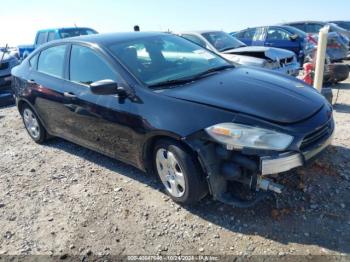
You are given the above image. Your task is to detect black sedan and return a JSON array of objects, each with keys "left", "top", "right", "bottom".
[{"left": 11, "top": 32, "right": 334, "bottom": 207}]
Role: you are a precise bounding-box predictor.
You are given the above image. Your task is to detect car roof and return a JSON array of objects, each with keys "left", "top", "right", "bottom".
[
  {"left": 238, "top": 25, "right": 297, "bottom": 31},
  {"left": 51, "top": 32, "right": 170, "bottom": 46},
  {"left": 37, "top": 27, "right": 95, "bottom": 33},
  {"left": 282, "top": 21, "right": 327, "bottom": 25}
]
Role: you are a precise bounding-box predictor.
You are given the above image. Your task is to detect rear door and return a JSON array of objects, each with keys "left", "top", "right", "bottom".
[
  {"left": 265, "top": 27, "right": 300, "bottom": 54},
  {"left": 28, "top": 44, "right": 70, "bottom": 135}
]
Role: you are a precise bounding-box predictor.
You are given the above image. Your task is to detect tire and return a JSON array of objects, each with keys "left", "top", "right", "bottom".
[
  {"left": 153, "top": 139, "right": 208, "bottom": 204},
  {"left": 21, "top": 105, "right": 47, "bottom": 144},
  {"left": 329, "top": 63, "right": 350, "bottom": 83}
]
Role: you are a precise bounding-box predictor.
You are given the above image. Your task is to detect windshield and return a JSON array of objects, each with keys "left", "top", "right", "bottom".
[
  {"left": 108, "top": 34, "right": 231, "bottom": 87},
  {"left": 201, "top": 31, "right": 246, "bottom": 52},
  {"left": 59, "top": 28, "right": 97, "bottom": 38}
]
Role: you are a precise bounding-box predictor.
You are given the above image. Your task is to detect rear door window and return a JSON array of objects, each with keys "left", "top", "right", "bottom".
[
  {"left": 37, "top": 45, "right": 67, "bottom": 78},
  {"left": 69, "top": 45, "right": 120, "bottom": 85}
]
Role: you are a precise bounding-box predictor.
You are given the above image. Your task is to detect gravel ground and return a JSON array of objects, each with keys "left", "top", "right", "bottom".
[{"left": 0, "top": 77, "right": 350, "bottom": 260}]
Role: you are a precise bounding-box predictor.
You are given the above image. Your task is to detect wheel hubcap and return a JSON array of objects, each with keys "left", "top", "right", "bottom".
[
  {"left": 156, "top": 148, "right": 186, "bottom": 198},
  {"left": 23, "top": 108, "right": 40, "bottom": 139}
]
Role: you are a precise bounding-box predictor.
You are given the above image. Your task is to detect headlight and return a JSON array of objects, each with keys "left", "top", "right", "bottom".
[{"left": 205, "top": 123, "right": 293, "bottom": 151}]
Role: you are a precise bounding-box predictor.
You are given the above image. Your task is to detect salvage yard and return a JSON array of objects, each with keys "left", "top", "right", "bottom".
[{"left": 0, "top": 76, "right": 350, "bottom": 258}]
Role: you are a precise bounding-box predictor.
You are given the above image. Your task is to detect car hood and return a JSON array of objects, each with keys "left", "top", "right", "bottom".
[
  {"left": 160, "top": 67, "right": 325, "bottom": 124},
  {"left": 223, "top": 46, "right": 295, "bottom": 60}
]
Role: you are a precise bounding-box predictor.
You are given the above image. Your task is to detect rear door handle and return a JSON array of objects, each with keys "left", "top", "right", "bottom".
[{"left": 63, "top": 92, "right": 77, "bottom": 99}]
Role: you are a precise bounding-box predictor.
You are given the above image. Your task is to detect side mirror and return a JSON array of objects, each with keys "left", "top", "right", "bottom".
[
  {"left": 90, "top": 79, "right": 127, "bottom": 96},
  {"left": 289, "top": 34, "right": 299, "bottom": 41}
]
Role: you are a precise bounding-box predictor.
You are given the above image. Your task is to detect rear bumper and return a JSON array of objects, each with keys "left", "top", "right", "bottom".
[{"left": 260, "top": 127, "right": 334, "bottom": 175}]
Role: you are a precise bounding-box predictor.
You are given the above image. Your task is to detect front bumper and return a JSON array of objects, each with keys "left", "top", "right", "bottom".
[{"left": 260, "top": 128, "right": 334, "bottom": 175}]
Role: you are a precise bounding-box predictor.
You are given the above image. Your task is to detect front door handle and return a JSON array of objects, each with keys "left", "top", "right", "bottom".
[{"left": 63, "top": 92, "right": 77, "bottom": 99}]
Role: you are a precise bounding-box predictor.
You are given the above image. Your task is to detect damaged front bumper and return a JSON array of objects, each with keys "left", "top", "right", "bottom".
[
  {"left": 188, "top": 117, "right": 334, "bottom": 208},
  {"left": 274, "top": 61, "right": 301, "bottom": 76},
  {"left": 261, "top": 123, "right": 334, "bottom": 175}
]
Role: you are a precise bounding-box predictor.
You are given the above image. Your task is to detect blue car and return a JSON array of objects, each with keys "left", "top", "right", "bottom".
[
  {"left": 18, "top": 27, "right": 98, "bottom": 60},
  {"left": 232, "top": 26, "right": 315, "bottom": 63}
]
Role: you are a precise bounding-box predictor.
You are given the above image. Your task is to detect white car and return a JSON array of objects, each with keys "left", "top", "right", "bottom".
[{"left": 178, "top": 31, "right": 300, "bottom": 76}]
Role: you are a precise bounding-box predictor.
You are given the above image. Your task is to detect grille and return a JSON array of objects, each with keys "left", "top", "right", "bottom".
[
  {"left": 0, "top": 62, "right": 9, "bottom": 70},
  {"left": 300, "top": 122, "right": 332, "bottom": 150}
]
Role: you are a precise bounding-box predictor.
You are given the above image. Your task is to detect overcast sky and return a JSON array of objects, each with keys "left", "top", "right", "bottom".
[{"left": 1, "top": 0, "right": 350, "bottom": 46}]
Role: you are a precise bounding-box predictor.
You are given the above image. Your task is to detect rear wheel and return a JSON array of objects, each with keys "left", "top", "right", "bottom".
[
  {"left": 21, "top": 105, "right": 47, "bottom": 144},
  {"left": 153, "top": 139, "right": 208, "bottom": 204}
]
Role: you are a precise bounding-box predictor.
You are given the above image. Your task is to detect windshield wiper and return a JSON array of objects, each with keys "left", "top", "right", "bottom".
[
  {"left": 193, "top": 65, "right": 235, "bottom": 78},
  {"left": 149, "top": 78, "right": 196, "bottom": 88},
  {"left": 149, "top": 65, "right": 235, "bottom": 89}
]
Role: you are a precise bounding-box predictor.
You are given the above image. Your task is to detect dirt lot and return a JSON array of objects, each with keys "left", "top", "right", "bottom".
[{"left": 0, "top": 76, "right": 350, "bottom": 260}]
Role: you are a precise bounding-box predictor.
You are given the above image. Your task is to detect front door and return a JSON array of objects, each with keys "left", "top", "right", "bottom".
[{"left": 62, "top": 44, "right": 136, "bottom": 162}]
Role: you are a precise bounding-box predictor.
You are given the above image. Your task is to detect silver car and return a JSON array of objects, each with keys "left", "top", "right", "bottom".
[{"left": 178, "top": 31, "right": 300, "bottom": 76}]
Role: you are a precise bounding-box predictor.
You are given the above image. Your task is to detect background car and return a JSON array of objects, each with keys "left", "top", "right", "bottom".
[
  {"left": 0, "top": 46, "right": 19, "bottom": 106},
  {"left": 179, "top": 31, "right": 300, "bottom": 76},
  {"left": 232, "top": 25, "right": 316, "bottom": 64},
  {"left": 233, "top": 25, "right": 348, "bottom": 63},
  {"left": 283, "top": 21, "right": 350, "bottom": 39},
  {"left": 18, "top": 27, "right": 98, "bottom": 60},
  {"left": 282, "top": 21, "right": 350, "bottom": 60}
]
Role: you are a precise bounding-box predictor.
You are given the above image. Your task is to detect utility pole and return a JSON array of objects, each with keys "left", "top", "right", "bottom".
[{"left": 313, "top": 26, "right": 329, "bottom": 92}]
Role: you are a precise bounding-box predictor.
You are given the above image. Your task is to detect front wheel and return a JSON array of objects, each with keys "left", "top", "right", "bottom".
[
  {"left": 153, "top": 139, "right": 208, "bottom": 204},
  {"left": 21, "top": 105, "right": 47, "bottom": 144}
]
